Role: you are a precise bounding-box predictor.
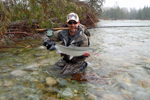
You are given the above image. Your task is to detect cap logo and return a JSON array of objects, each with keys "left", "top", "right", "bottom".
[{"left": 68, "top": 14, "right": 77, "bottom": 20}]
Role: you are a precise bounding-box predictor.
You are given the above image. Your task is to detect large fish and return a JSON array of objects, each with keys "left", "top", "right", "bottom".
[{"left": 55, "top": 45, "right": 96, "bottom": 57}]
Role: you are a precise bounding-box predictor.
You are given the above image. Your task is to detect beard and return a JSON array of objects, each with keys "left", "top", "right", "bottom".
[
  {"left": 70, "top": 26, "right": 77, "bottom": 33},
  {"left": 70, "top": 29, "right": 77, "bottom": 33}
]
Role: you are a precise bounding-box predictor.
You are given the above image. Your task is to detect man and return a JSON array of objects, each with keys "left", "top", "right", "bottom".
[{"left": 43, "top": 12, "right": 90, "bottom": 75}]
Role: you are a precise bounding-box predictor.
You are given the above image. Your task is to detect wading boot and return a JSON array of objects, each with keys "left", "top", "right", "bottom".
[{"left": 78, "top": 61, "right": 87, "bottom": 72}]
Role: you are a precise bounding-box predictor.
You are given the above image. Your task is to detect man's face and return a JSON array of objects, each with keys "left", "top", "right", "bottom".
[{"left": 66, "top": 20, "right": 80, "bottom": 36}]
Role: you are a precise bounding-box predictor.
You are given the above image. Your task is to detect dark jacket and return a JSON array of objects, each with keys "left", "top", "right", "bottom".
[{"left": 48, "top": 26, "right": 89, "bottom": 63}]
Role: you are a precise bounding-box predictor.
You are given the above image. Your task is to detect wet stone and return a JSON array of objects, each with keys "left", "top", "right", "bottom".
[
  {"left": 35, "top": 57, "right": 45, "bottom": 63},
  {"left": 36, "top": 46, "right": 45, "bottom": 50},
  {"left": 43, "top": 87, "right": 57, "bottom": 93},
  {"left": 96, "top": 87, "right": 104, "bottom": 91},
  {"left": 24, "top": 64, "right": 39, "bottom": 71},
  {"left": 71, "top": 96, "right": 85, "bottom": 100},
  {"left": 119, "top": 82, "right": 144, "bottom": 92},
  {"left": 57, "top": 78, "right": 69, "bottom": 87},
  {"left": 46, "top": 77, "right": 57, "bottom": 86},
  {"left": 123, "top": 78, "right": 131, "bottom": 83},
  {"left": 128, "top": 72, "right": 142, "bottom": 78},
  {"left": 73, "top": 89, "right": 78, "bottom": 93},
  {"left": 13, "top": 63, "right": 23, "bottom": 66},
  {"left": 4, "top": 81, "right": 14, "bottom": 87},
  {"left": 31, "top": 71, "right": 39, "bottom": 75},
  {"left": 101, "top": 93, "right": 123, "bottom": 100},
  {"left": 118, "top": 82, "right": 131, "bottom": 90},
  {"left": 137, "top": 78, "right": 150, "bottom": 88},
  {"left": 35, "top": 83, "right": 45, "bottom": 90},
  {"left": 122, "top": 94, "right": 133, "bottom": 99},
  {"left": 28, "top": 94, "right": 39, "bottom": 100},
  {"left": 42, "top": 97, "right": 60, "bottom": 100},
  {"left": 121, "top": 89, "right": 132, "bottom": 95},
  {"left": 39, "top": 60, "right": 51, "bottom": 67},
  {"left": 0, "top": 69, "right": 12, "bottom": 73},
  {"left": 145, "top": 64, "right": 150, "bottom": 69},
  {"left": 10, "top": 70, "right": 27, "bottom": 77},
  {"left": 62, "top": 88, "right": 74, "bottom": 97},
  {"left": 132, "top": 91, "right": 150, "bottom": 100},
  {"left": 88, "top": 94, "right": 97, "bottom": 100}
]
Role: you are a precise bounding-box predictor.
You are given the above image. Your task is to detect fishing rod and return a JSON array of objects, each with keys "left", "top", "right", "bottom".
[
  {"left": 36, "top": 25, "right": 150, "bottom": 37},
  {"left": 36, "top": 25, "right": 150, "bottom": 31},
  {"left": 87, "top": 25, "right": 150, "bottom": 29},
  {"left": 36, "top": 27, "right": 71, "bottom": 31}
]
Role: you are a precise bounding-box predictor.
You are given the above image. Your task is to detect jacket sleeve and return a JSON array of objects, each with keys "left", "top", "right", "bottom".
[
  {"left": 48, "top": 30, "right": 62, "bottom": 42},
  {"left": 79, "top": 24, "right": 91, "bottom": 37},
  {"left": 80, "top": 33, "right": 89, "bottom": 47},
  {"left": 42, "top": 30, "right": 62, "bottom": 42}
]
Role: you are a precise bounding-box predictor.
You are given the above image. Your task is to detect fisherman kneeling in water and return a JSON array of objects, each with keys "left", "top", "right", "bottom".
[{"left": 43, "top": 12, "right": 90, "bottom": 75}]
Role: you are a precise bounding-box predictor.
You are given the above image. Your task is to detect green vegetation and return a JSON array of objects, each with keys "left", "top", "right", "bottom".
[
  {"left": 0, "top": 0, "right": 104, "bottom": 52},
  {"left": 0, "top": 0, "right": 104, "bottom": 34},
  {"left": 100, "top": 6, "right": 150, "bottom": 20}
]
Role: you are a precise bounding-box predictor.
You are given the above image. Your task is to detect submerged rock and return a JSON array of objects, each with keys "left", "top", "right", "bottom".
[
  {"left": 122, "top": 94, "right": 133, "bottom": 100},
  {"left": 72, "top": 72, "right": 108, "bottom": 84},
  {"left": 57, "top": 78, "right": 69, "bottom": 87},
  {"left": 36, "top": 46, "right": 45, "bottom": 50},
  {"left": 46, "top": 77, "right": 57, "bottom": 86},
  {"left": 137, "top": 78, "right": 150, "bottom": 88},
  {"left": 72, "top": 72, "right": 101, "bottom": 81},
  {"left": 4, "top": 81, "right": 14, "bottom": 87},
  {"left": 71, "top": 96, "right": 85, "bottom": 100},
  {"left": 132, "top": 91, "right": 150, "bottom": 100},
  {"left": 62, "top": 88, "right": 74, "bottom": 97},
  {"left": 88, "top": 94, "right": 97, "bottom": 100},
  {"left": 101, "top": 93, "right": 123, "bottom": 100},
  {"left": 145, "top": 64, "right": 150, "bottom": 69},
  {"left": 35, "top": 83, "right": 45, "bottom": 90},
  {"left": 24, "top": 64, "right": 39, "bottom": 71},
  {"left": 43, "top": 87, "right": 57, "bottom": 93},
  {"left": 28, "top": 94, "right": 39, "bottom": 100},
  {"left": 10, "top": 70, "right": 27, "bottom": 77},
  {"left": 41, "top": 97, "right": 59, "bottom": 100}
]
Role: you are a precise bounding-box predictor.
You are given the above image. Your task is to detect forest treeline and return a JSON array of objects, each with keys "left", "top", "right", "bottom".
[{"left": 100, "top": 6, "right": 150, "bottom": 20}]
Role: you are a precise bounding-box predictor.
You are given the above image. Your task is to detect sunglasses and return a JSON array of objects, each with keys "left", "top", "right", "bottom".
[{"left": 68, "top": 21, "right": 77, "bottom": 25}]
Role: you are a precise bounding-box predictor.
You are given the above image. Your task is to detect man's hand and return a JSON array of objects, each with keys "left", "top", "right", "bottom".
[
  {"left": 43, "top": 40, "right": 56, "bottom": 51},
  {"left": 83, "top": 52, "right": 90, "bottom": 57}
]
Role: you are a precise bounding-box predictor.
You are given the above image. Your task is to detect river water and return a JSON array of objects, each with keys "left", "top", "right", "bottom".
[{"left": 0, "top": 20, "right": 150, "bottom": 100}]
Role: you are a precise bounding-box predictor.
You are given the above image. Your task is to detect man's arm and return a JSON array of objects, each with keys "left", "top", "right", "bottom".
[{"left": 42, "top": 30, "right": 62, "bottom": 51}]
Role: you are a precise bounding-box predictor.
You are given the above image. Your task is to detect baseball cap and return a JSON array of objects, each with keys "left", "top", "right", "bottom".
[{"left": 67, "top": 12, "right": 79, "bottom": 22}]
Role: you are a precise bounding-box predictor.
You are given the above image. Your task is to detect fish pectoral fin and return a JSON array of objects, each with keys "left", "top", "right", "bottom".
[
  {"left": 69, "top": 56, "right": 74, "bottom": 60},
  {"left": 56, "top": 50, "right": 61, "bottom": 53}
]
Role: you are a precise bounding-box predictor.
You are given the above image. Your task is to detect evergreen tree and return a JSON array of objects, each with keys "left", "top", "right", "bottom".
[{"left": 100, "top": 6, "right": 150, "bottom": 20}]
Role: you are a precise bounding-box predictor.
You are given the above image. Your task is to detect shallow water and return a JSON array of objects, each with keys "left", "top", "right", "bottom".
[{"left": 0, "top": 20, "right": 150, "bottom": 100}]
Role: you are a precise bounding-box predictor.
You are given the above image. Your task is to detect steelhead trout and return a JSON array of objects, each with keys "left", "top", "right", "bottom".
[{"left": 55, "top": 45, "right": 96, "bottom": 57}]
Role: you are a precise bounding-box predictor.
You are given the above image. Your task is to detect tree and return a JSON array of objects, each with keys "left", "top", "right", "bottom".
[
  {"left": 99, "top": 6, "right": 150, "bottom": 20},
  {"left": 80, "top": 0, "right": 105, "bottom": 12}
]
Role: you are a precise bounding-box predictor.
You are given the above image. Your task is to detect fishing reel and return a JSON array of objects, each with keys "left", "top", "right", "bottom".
[{"left": 45, "top": 29, "right": 54, "bottom": 37}]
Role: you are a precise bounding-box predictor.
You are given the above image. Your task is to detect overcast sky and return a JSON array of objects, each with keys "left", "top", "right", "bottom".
[{"left": 103, "top": 0, "right": 150, "bottom": 9}]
